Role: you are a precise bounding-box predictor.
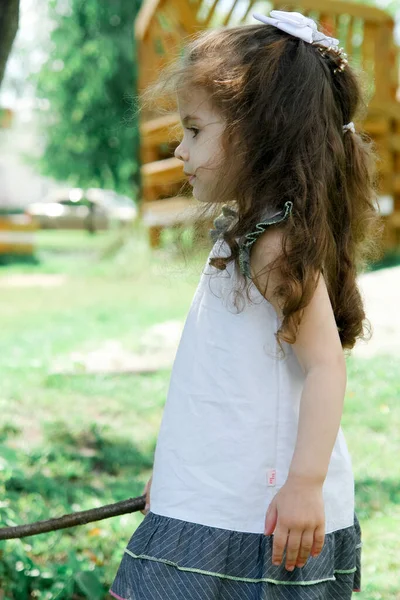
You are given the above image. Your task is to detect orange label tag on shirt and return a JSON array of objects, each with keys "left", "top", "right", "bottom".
[{"left": 267, "top": 469, "right": 276, "bottom": 487}]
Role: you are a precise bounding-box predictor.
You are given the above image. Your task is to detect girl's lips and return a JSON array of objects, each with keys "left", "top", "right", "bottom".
[{"left": 189, "top": 175, "right": 196, "bottom": 185}]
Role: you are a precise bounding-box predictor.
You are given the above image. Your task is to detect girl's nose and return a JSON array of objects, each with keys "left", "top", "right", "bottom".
[{"left": 174, "top": 142, "right": 188, "bottom": 161}]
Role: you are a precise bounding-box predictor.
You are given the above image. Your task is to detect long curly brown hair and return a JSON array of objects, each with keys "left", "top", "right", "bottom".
[{"left": 142, "top": 21, "right": 385, "bottom": 352}]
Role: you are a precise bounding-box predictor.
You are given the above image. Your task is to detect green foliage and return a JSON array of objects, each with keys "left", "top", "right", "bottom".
[{"left": 34, "top": 0, "right": 142, "bottom": 197}]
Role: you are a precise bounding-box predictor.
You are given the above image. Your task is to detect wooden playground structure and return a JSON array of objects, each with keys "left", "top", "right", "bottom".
[{"left": 135, "top": 0, "right": 400, "bottom": 250}]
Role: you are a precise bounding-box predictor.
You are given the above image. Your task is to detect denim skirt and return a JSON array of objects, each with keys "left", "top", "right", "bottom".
[{"left": 109, "top": 511, "right": 362, "bottom": 600}]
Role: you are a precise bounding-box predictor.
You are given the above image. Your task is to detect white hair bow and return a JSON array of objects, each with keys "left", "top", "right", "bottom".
[
  {"left": 253, "top": 10, "right": 340, "bottom": 50},
  {"left": 343, "top": 122, "right": 356, "bottom": 134}
]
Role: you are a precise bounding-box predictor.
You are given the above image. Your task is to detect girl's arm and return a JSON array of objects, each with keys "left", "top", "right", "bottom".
[
  {"left": 250, "top": 228, "right": 346, "bottom": 482},
  {"left": 250, "top": 228, "right": 346, "bottom": 571},
  {"left": 288, "top": 272, "right": 347, "bottom": 482}
]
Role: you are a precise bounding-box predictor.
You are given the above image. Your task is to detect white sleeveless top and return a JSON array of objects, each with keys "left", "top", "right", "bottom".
[{"left": 150, "top": 238, "right": 355, "bottom": 535}]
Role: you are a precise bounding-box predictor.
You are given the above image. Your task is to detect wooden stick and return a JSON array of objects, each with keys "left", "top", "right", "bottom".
[{"left": 0, "top": 495, "right": 146, "bottom": 540}]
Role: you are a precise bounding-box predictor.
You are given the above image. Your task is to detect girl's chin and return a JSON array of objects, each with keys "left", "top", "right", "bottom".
[
  {"left": 192, "top": 187, "right": 213, "bottom": 204},
  {"left": 192, "top": 190, "right": 205, "bottom": 202}
]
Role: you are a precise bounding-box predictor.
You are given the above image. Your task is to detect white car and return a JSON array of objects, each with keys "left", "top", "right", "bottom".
[{"left": 27, "top": 187, "right": 137, "bottom": 231}]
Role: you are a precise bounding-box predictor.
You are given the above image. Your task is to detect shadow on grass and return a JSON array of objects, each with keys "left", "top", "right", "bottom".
[
  {"left": 5, "top": 421, "right": 400, "bottom": 521},
  {"left": 4, "top": 421, "right": 155, "bottom": 510}
]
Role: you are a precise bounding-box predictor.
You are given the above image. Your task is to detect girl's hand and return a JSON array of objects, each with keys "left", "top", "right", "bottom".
[
  {"left": 139, "top": 475, "right": 152, "bottom": 516},
  {"left": 264, "top": 477, "right": 325, "bottom": 571}
]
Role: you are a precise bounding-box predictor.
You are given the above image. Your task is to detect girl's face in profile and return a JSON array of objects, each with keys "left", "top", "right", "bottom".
[{"left": 174, "top": 88, "right": 226, "bottom": 203}]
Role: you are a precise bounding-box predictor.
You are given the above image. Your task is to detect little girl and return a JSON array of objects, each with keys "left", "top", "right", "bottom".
[{"left": 110, "top": 10, "right": 383, "bottom": 599}]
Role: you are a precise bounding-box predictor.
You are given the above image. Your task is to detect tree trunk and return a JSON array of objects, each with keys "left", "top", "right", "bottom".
[{"left": 0, "top": 0, "right": 20, "bottom": 89}]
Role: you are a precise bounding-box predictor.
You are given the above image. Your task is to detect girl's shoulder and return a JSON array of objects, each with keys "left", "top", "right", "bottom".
[
  {"left": 238, "top": 201, "right": 293, "bottom": 281},
  {"left": 246, "top": 227, "right": 286, "bottom": 318}
]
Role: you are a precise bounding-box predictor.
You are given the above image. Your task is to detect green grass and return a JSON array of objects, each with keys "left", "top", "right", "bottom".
[{"left": 0, "top": 224, "right": 399, "bottom": 599}]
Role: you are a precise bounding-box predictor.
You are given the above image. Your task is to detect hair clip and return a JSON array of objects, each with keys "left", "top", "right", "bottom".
[
  {"left": 343, "top": 122, "right": 355, "bottom": 134},
  {"left": 317, "top": 45, "right": 348, "bottom": 74}
]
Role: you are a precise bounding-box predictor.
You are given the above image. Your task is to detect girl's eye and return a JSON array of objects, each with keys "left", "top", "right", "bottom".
[{"left": 186, "top": 127, "right": 199, "bottom": 138}]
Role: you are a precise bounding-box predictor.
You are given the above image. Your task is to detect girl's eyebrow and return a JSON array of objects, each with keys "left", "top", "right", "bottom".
[{"left": 182, "top": 115, "right": 203, "bottom": 125}]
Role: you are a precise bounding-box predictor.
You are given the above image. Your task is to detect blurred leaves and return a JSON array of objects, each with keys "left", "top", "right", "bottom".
[
  {"left": 75, "top": 570, "right": 105, "bottom": 599},
  {"left": 33, "top": 0, "right": 143, "bottom": 197}
]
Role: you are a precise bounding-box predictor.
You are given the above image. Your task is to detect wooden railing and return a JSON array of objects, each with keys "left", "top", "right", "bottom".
[{"left": 135, "top": 0, "right": 400, "bottom": 249}]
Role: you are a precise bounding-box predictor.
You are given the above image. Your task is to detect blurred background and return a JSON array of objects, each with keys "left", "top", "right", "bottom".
[{"left": 0, "top": 0, "right": 399, "bottom": 598}]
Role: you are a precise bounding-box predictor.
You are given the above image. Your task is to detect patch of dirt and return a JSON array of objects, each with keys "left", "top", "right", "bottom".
[
  {"left": 0, "top": 274, "right": 67, "bottom": 287},
  {"left": 48, "top": 265, "right": 400, "bottom": 375},
  {"left": 353, "top": 266, "right": 400, "bottom": 358},
  {"left": 50, "top": 320, "right": 184, "bottom": 374}
]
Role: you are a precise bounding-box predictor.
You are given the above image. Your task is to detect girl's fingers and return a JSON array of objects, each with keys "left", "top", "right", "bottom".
[
  {"left": 140, "top": 476, "right": 152, "bottom": 515},
  {"left": 146, "top": 476, "right": 152, "bottom": 511},
  {"left": 139, "top": 488, "right": 147, "bottom": 515},
  {"left": 296, "top": 529, "right": 314, "bottom": 567},
  {"left": 271, "top": 525, "right": 289, "bottom": 567},
  {"left": 311, "top": 525, "right": 325, "bottom": 557},
  {"left": 272, "top": 526, "right": 324, "bottom": 570},
  {"left": 284, "top": 530, "right": 302, "bottom": 571}
]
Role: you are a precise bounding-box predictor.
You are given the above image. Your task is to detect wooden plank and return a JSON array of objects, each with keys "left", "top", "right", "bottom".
[
  {"left": 362, "top": 20, "right": 377, "bottom": 103},
  {"left": 191, "top": 0, "right": 202, "bottom": 11},
  {"left": 175, "top": 0, "right": 199, "bottom": 31},
  {"left": 141, "top": 146, "right": 160, "bottom": 164},
  {"left": 288, "top": 0, "right": 389, "bottom": 23},
  {"left": 136, "top": 17, "right": 168, "bottom": 92},
  {"left": 389, "top": 134, "right": 400, "bottom": 153},
  {"left": 240, "top": 0, "right": 259, "bottom": 23},
  {"left": 392, "top": 174, "right": 400, "bottom": 195},
  {"left": 142, "top": 156, "right": 182, "bottom": 175},
  {"left": 368, "top": 101, "right": 400, "bottom": 121},
  {"left": 163, "top": 5, "right": 187, "bottom": 44},
  {"left": 374, "top": 148, "right": 392, "bottom": 175},
  {"left": 363, "top": 117, "right": 390, "bottom": 136},
  {"left": 141, "top": 113, "right": 181, "bottom": 148},
  {"left": 141, "top": 157, "right": 184, "bottom": 187},
  {"left": 142, "top": 127, "right": 181, "bottom": 149},
  {"left": 203, "top": 0, "right": 220, "bottom": 28},
  {"left": 391, "top": 46, "right": 400, "bottom": 101},
  {"left": 387, "top": 24, "right": 398, "bottom": 102},
  {"left": 345, "top": 15, "right": 354, "bottom": 55},
  {"left": 135, "top": 0, "right": 164, "bottom": 41},
  {"left": 374, "top": 21, "right": 394, "bottom": 104},
  {"left": 362, "top": 21, "right": 375, "bottom": 71},
  {"left": 141, "top": 113, "right": 180, "bottom": 134},
  {"left": 223, "top": 0, "right": 241, "bottom": 26},
  {"left": 388, "top": 210, "right": 400, "bottom": 227},
  {"left": 140, "top": 196, "right": 213, "bottom": 227},
  {"left": 0, "top": 216, "right": 36, "bottom": 256},
  {"left": 319, "top": 13, "right": 336, "bottom": 39}
]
